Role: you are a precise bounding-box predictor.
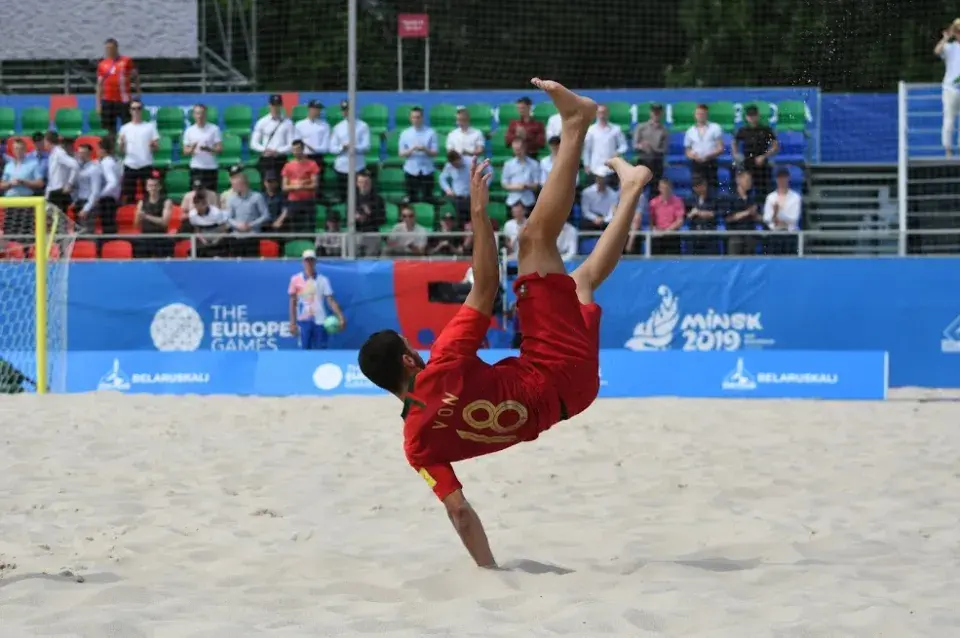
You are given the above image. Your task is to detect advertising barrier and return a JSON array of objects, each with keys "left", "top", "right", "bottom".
[{"left": 69, "top": 349, "right": 888, "bottom": 401}]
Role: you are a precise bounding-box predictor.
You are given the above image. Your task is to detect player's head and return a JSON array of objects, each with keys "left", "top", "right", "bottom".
[
  {"left": 104, "top": 38, "right": 119, "bottom": 58},
  {"left": 358, "top": 330, "right": 425, "bottom": 395}
]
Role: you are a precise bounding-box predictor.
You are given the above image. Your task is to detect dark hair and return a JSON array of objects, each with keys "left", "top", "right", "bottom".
[
  {"left": 358, "top": 330, "right": 408, "bottom": 393},
  {"left": 130, "top": 98, "right": 143, "bottom": 109},
  {"left": 104, "top": 38, "right": 118, "bottom": 47},
  {"left": 446, "top": 149, "right": 461, "bottom": 163},
  {"left": 44, "top": 131, "right": 60, "bottom": 145},
  {"left": 696, "top": 103, "right": 709, "bottom": 111},
  {"left": 692, "top": 176, "right": 707, "bottom": 188},
  {"left": 100, "top": 134, "right": 116, "bottom": 154},
  {"left": 516, "top": 96, "right": 532, "bottom": 106},
  {"left": 292, "top": 139, "right": 304, "bottom": 147},
  {"left": 400, "top": 203, "right": 415, "bottom": 216},
  {"left": 194, "top": 103, "right": 207, "bottom": 112},
  {"left": 410, "top": 106, "right": 423, "bottom": 115}
]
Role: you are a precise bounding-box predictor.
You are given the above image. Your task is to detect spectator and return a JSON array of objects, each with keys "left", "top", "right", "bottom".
[
  {"left": 648, "top": 178, "right": 685, "bottom": 255},
  {"left": 439, "top": 150, "right": 471, "bottom": 223},
  {"left": 557, "top": 220, "right": 579, "bottom": 260},
  {"left": 288, "top": 249, "right": 345, "bottom": 350},
  {"left": 385, "top": 202, "right": 428, "bottom": 256},
  {"left": 226, "top": 166, "right": 271, "bottom": 257},
  {"left": 294, "top": 99, "right": 330, "bottom": 200},
  {"left": 98, "top": 135, "right": 122, "bottom": 236},
  {"left": 505, "top": 96, "right": 546, "bottom": 157},
  {"left": 328, "top": 99, "right": 371, "bottom": 201},
  {"left": 763, "top": 167, "right": 802, "bottom": 255},
  {"left": 281, "top": 140, "right": 319, "bottom": 235},
  {"left": 74, "top": 143, "right": 103, "bottom": 234},
  {"left": 399, "top": 106, "right": 439, "bottom": 203},
  {"left": 685, "top": 176, "right": 718, "bottom": 255},
  {"left": 583, "top": 104, "right": 627, "bottom": 182},
  {"left": 501, "top": 139, "right": 539, "bottom": 209},
  {"left": 182, "top": 178, "right": 220, "bottom": 213},
  {"left": 545, "top": 111, "right": 562, "bottom": 143},
  {"left": 633, "top": 103, "right": 668, "bottom": 196},
  {"left": 96, "top": 38, "right": 139, "bottom": 136},
  {"left": 182, "top": 104, "right": 223, "bottom": 193},
  {"left": 579, "top": 174, "right": 619, "bottom": 231},
  {"left": 118, "top": 99, "right": 159, "bottom": 203},
  {"left": 539, "top": 136, "right": 578, "bottom": 192},
  {"left": 251, "top": 94, "right": 294, "bottom": 181},
  {"left": 44, "top": 131, "right": 79, "bottom": 216},
  {"left": 428, "top": 210, "right": 464, "bottom": 256},
  {"left": 263, "top": 172, "right": 288, "bottom": 236},
  {"left": 186, "top": 190, "right": 230, "bottom": 258},
  {"left": 734, "top": 105, "right": 778, "bottom": 199},
  {"left": 134, "top": 170, "right": 172, "bottom": 258},
  {"left": 502, "top": 201, "right": 527, "bottom": 256},
  {"left": 445, "top": 107, "right": 485, "bottom": 160},
  {"left": 356, "top": 171, "right": 386, "bottom": 256},
  {"left": 936, "top": 19, "right": 960, "bottom": 156},
  {"left": 0, "top": 138, "right": 43, "bottom": 236},
  {"left": 28, "top": 131, "right": 49, "bottom": 189},
  {"left": 683, "top": 104, "right": 723, "bottom": 190},
  {"left": 726, "top": 170, "right": 761, "bottom": 256},
  {"left": 317, "top": 209, "right": 343, "bottom": 257}
]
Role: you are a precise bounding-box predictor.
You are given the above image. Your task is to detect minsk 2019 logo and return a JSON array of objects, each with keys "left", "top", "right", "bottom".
[{"left": 625, "top": 285, "right": 772, "bottom": 351}]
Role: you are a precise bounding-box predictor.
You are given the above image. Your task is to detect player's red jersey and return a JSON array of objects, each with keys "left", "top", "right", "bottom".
[{"left": 97, "top": 56, "right": 136, "bottom": 103}]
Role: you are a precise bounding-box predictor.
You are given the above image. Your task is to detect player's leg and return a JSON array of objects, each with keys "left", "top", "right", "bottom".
[
  {"left": 571, "top": 158, "right": 652, "bottom": 305},
  {"left": 517, "top": 79, "right": 597, "bottom": 277}
]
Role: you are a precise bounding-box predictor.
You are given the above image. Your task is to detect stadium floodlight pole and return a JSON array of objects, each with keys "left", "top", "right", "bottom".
[
  {"left": 897, "top": 81, "right": 908, "bottom": 256},
  {"left": 346, "top": 0, "right": 358, "bottom": 258}
]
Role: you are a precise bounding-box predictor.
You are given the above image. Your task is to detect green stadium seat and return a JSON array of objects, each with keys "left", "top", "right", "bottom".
[
  {"left": 384, "top": 201, "right": 400, "bottom": 225},
  {"left": 487, "top": 201, "right": 507, "bottom": 225},
  {"left": 412, "top": 202, "right": 435, "bottom": 228},
  {"left": 0, "top": 107, "right": 16, "bottom": 138},
  {"left": 314, "top": 204, "right": 327, "bottom": 229},
  {"left": 156, "top": 106, "right": 186, "bottom": 139},
  {"left": 533, "top": 102, "right": 556, "bottom": 124},
  {"left": 292, "top": 105, "right": 309, "bottom": 122},
  {"left": 378, "top": 168, "right": 406, "bottom": 199},
  {"left": 244, "top": 167, "right": 262, "bottom": 192},
  {"left": 55, "top": 108, "right": 84, "bottom": 138},
  {"left": 223, "top": 105, "right": 254, "bottom": 138},
  {"left": 154, "top": 136, "right": 174, "bottom": 168},
  {"left": 383, "top": 130, "right": 402, "bottom": 168},
  {"left": 394, "top": 104, "right": 418, "bottom": 128},
  {"left": 258, "top": 106, "right": 280, "bottom": 120},
  {"left": 359, "top": 104, "right": 387, "bottom": 136},
  {"left": 189, "top": 105, "right": 219, "bottom": 126},
  {"left": 777, "top": 101, "right": 807, "bottom": 131},
  {"left": 428, "top": 103, "right": 458, "bottom": 131},
  {"left": 165, "top": 169, "right": 191, "bottom": 201},
  {"left": 489, "top": 133, "right": 511, "bottom": 162},
  {"left": 218, "top": 133, "right": 243, "bottom": 168},
  {"left": 20, "top": 107, "right": 50, "bottom": 135},
  {"left": 284, "top": 239, "right": 314, "bottom": 258},
  {"left": 86, "top": 109, "right": 107, "bottom": 137},
  {"left": 607, "top": 101, "right": 632, "bottom": 129},
  {"left": 328, "top": 108, "right": 344, "bottom": 130},
  {"left": 497, "top": 102, "right": 520, "bottom": 125},
  {"left": 708, "top": 101, "right": 736, "bottom": 133},
  {"left": 467, "top": 103, "right": 493, "bottom": 134},
  {"left": 670, "top": 102, "right": 698, "bottom": 130},
  {"left": 217, "top": 169, "right": 231, "bottom": 192}
]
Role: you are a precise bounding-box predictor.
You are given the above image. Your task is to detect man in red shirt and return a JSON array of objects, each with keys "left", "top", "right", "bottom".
[
  {"left": 505, "top": 96, "right": 546, "bottom": 157},
  {"left": 281, "top": 140, "right": 320, "bottom": 236},
  {"left": 96, "top": 38, "right": 139, "bottom": 135},
  {"left": 358, "top": 79, "right": 652, "bottom": 567}
]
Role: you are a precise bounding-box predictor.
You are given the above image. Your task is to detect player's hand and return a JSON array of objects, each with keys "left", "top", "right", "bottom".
[{"left": 470, "top": 159, "right": 492, "bottom": 209}]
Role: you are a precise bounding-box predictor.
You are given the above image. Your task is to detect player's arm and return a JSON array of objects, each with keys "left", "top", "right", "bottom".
[
  {"left": 443, "top": 489, "right": 497, "bottom": 568},
  {"left": 464, "top": 159, "right": 498, "bottom": 315}
]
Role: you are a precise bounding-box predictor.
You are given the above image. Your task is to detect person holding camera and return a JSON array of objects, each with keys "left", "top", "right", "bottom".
[{"left": 183, "top": 104, "right": 223, "bottom": 193}]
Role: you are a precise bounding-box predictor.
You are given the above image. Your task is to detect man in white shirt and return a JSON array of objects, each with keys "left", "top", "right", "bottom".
[
  {"left": 936, "top": 19, "right": 960, "bottom": 156},
  {"left": 294, "top": 99, "right": 330, "bottom": 199},
  {"left": 557, "top": 221, "right": 578, "bottom": 260},
  {"left": 583, "top": 104, "right": 627, "bottom": 182},
  {"left": 118, "top": 98, "right": 159, "bottom": 203},
  {"left": 43, "top": 131, "right": 79, "bottom": 215},
  {"left": 501, "top": 201, "right": 527, "bottom": 256},
  {"left": 445, "top": 107, "right": 485, "bottom": 160},
  {"left": 98, "top": 136, "right": 122, "bottom": 236},
  {"left": 182, "top": 103, "right": 223, "bottom": 192},
  {"left": 501, "top": 139, "right": 540, "bottom": 208},
  {"left": 683, "top": 103, "right": 724, "bottom": 190},
  {"left": 328, "top": 99, "right": 372, "bottom": 201},
  {"left": 74, "top": 143, "right": 103, "bottom": 233},
  {"left": 251, "top": 94, "right": 295, "bottom": 181},
  {"left": 580, "top": 174, "right": 620, "bottom": 231},
  {"left": 763, "top": 167, "right": 802, "bottom": 255},
  {"left": 385, "top": 202, "right": 429, "bottom": 256}
]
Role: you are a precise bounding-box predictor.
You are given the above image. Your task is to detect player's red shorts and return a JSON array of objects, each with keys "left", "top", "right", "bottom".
[{"left": 513, "top": 272, "right": 601, "bottom": 420}]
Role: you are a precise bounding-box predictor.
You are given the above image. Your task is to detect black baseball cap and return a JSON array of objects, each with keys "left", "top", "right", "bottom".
[
  {"left": 308, "top": 99, "right": 323, "bottom": 109},
  {"left": 228, "top": 164, "right": 244, "bottom": 176},
  {"left": 745, "top": 104, "right": 759, "bottom": 115},
  {"left": 268, "top": 94, "right": 283, "bottom": 106}
]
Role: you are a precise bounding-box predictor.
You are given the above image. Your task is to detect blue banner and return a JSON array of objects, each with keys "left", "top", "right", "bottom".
[{"left": 67, "top": 349, "right": 887, "bottom": 400}]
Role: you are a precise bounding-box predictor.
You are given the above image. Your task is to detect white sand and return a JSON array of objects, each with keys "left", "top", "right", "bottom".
[{"left": 2, "top": 392, "right": 960, "bottom": 637}]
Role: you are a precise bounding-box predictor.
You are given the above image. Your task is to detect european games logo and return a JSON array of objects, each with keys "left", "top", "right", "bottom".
[
  {"left": 312, "top": 363, "right": 377, "bottom": 391},
  {"left": 941, "top": 315, "right": 960, "bottom": 353},
  {"left": 151, "top": 303, "right": 204, "bottom": 351}
]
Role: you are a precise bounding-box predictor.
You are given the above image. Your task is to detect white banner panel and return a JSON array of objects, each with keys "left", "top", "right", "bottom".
[{"left": 0, "top": 0, "right": 198, "bottom": 60}]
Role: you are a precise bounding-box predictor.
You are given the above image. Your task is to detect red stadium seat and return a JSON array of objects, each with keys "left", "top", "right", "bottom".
[
  {"left": 1, "top": 241, "right": 26, "bottom": 259},
  {"left": 173, "top": 239, "right": 192, "bottom": 258},
  {"left": 27, "top": 243, "right": 61, "bottom": 260},
  {"left": 100, "top": 239, "right": 133, "bottom": 260},
  {"left": 167, "top": 205, "right": 183, "bottom": 234},
  {"left": 259, "top": 240, "right": 280, "bottom": 258},
  {"left": 72, "top": 135, "right": 102, "bottom": 153},
  {"left": 71, "top": 239, "right": 98, "bottom": 260},
  {"left": 116, "top": 205, "right": 139, "bottom": 234},
  {"left": 5, "top": 136, "right": 36, "bottom": 156}
]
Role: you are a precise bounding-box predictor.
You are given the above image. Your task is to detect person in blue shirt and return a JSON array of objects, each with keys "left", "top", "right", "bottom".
[
  {"left": 439, "top": 150, "right": 471, "bottom": 223},
  {"left": 1, "top": 137, "right": 44, "bottom": 236},
  {"left": 398, "top": 106, "right": 438, "bottom": 203},
  {"left": 28, "top": 131, "right": 49, "bottom": 190}
]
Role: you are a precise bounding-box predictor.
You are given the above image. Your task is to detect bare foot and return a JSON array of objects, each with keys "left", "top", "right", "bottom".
[
  {"left": 530, "top": 78, "right": 597, "bottom": 126},
  {"left": 606, "top": 157, "right": 652, "bottom": 192}
]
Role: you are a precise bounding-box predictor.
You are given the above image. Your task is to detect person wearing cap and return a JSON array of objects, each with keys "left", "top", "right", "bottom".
[
  {"left": 181, "top": 177, "right": 220, "bottom": 214},
  {"left": 287, "top": 250, "right": 345, "bottom": 350},
  {"left": 633, "top": 104, "right": 667, "bottom": 196},
  {"left": 445, "top": 107, "right": 485, "bottom": 159},
  {"left": 251, "top": 94, "right": 294, "bottom": 181},
  {"left": 734, "top": 105, "right": 778, "bottom": 200},
  {"left": 182, "top": 103, "right": 223, "bottom": 193},
  {"left": 281, "top": 139, "right": 320, "bottom": 236},
  {"left": 505, "top": 96, "right": 546, "bottom": 157},
  {"left": 683, "top": 104, "right": 724, "bottom": 191},
  {"left": 583, "top": 104, "right": 628, "bottom": 184},
  {"left": 936, "top": 19, "right": 960, "bottom": 156},
  {"left": 226, "top": 165, "right": 270, "bottom": 257},
  {"left": 427, "top": 210, "right": 464, "bottom": 256},
  {"left": 294, "top": 99, "right": 330, "bottom": 200},
  {"left": 134, "top": 170, "right": 173, "bottom": 257},
  {"left": 328, "top": 99, "right": 371, "bottom": 201},
  {"left": 762, "top": 167, "right": 802, "bottom": 255}
]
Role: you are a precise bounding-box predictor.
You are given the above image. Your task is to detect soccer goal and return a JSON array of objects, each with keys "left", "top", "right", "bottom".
[{"left": 0, "top": 199, "right": 77, "bottom": 394}]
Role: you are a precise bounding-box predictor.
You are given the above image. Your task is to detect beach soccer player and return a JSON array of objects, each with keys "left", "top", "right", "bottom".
[{"left": 358, "top": 79, "right": 652, "bottom": 567}]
